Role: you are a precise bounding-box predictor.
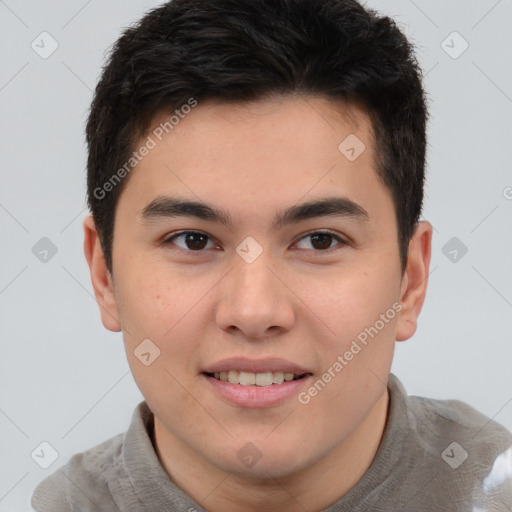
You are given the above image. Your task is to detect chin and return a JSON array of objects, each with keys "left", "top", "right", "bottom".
[
  {"left": 225, "top": 458, "right": 303, "bottom": 481},
  {"left": 208, "top": 438, "right": 312, "bottom": 480}
]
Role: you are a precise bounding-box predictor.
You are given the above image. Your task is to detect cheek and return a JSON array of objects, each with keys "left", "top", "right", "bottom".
[
  {"left": 313, "top": 268, "right": 399, "bottom": 340},
  {"left": 116, "top": 265, "right": 179, "bottom": 329},
  {"left": 297, "top": 271, "right": 398, "bottom": 417},
  {"left": 302, "top": 265, "right": 400, "bottom": 406},
  {"left": 118, "top": 275, "right": 202, "bottom": 411},
  {"left": 117, "top": 271, "right": 206, "bottom": 370}
]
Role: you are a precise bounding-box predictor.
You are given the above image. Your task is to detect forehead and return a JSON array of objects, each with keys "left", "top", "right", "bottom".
[
  {"left": 154, "top": 94, "right": 373, "bottom": 159},
  {"left": 117, "top": 94, "right": 393, "bottom": 232}
]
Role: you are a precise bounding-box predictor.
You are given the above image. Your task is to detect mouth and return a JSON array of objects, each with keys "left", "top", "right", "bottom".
[
  {"left": 201, "top": 358, "right": 313, "bottom": 406},
  {"left": 203, "top": 371, "right": 311, "bottom": 386}
]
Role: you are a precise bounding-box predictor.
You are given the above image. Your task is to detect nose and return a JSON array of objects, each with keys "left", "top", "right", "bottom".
[{"left": 215, "top": 250, "right": 295, "bottom": 340}]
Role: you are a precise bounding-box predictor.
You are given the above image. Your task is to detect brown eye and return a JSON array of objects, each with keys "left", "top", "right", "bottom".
[
  {"left": 183, "top": 232, "right": 209, "bottom": 250},
  {"left": 295, "top": 231, "right": 345, "bottom": 252},
  {"left": 310, "top": 233, "right": 333, "bottom": 250},
  {"left": 164, "top": 231, "right": 214, "bottom": 251}
]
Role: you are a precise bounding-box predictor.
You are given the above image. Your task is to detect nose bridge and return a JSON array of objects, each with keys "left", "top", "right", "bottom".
[
  {"left": 231, "top": 248, "right": 279, "bottom": 310},
  {"left": 232, "top": 234, "right": 276, "bottom": 296},
  {"left": 216, "top": 245, "right": 294, "bottom": 337}
]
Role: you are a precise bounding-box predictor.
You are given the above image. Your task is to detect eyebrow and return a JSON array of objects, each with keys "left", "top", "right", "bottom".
[{"left": 140, "top": 195, "right": 369, "bottom": 231}]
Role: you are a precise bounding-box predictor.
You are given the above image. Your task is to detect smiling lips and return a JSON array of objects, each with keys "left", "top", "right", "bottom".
[
  {"left": 203, "top": 370, "right": 313, "bottom": 408},
  {"left": 202, "top": 357, "right": 312, "bottom": 388}
]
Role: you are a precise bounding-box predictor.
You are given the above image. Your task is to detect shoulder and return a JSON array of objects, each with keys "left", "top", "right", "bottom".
[
  {"left": 407, "top": 391, "right": 512, "bottom": 505},
  {"left": 31, "top": 432, "right": 125, "bottom": 512},
  {"left": 383, "top": 375, "right": 512, "bottom": 508},
  {"left": 409, "top": 392, "right": 512, "bottom": 455}
]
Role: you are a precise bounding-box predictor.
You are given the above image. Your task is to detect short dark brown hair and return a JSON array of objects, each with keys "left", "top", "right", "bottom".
[{"left": 86, "top": 0, "right": 428, "bottom": 274}]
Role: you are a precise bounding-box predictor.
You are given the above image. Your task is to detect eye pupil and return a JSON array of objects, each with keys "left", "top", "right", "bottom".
[
  {"left": 185, "top": 233, "right": 208, "bottom": 250},
  {"left": 311, "top": 233, "right": 332, "bottom": 250}
]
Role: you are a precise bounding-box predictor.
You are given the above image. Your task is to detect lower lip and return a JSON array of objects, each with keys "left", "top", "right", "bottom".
[{"left": 201, "top": 373, "right": 312, "bottom": 408}]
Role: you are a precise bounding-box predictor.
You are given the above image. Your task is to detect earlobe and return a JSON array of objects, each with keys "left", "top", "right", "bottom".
[
  {"left": 395, "top": 221, "right": 433, "bottom": 342},
  {"left": 83, "top": 215, "right": 122, "bottom": 332}
]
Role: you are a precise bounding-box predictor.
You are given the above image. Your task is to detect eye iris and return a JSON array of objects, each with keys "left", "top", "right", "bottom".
[
  {"left": 311, "top": 233, "right": 332, "bottom": 250},
  {"left": 185, "top": 233, "right": 208, "bottom": 250}
]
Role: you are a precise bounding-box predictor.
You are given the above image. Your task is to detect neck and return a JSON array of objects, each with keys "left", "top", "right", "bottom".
[{"left": 154, "top": 389, "right": 389, "bottom": 512}]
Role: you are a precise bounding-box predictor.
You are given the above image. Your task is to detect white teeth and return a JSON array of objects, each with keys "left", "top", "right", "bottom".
[
  {"left": 272, "top": 371, "right": 284, "bottom": 384},
  {"left": 209, "top": 370, "right": 305, "bottom": 386},
  {"left": 239, "top": 371, "right": 256, "bottom": 385},
  {"left": 255, "top": 372, "right": 273, "bottom": 387}
]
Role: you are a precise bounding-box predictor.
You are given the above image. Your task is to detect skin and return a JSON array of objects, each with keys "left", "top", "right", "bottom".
[{"left": 84, "top": 94, "right": 432, "bottom": 512}]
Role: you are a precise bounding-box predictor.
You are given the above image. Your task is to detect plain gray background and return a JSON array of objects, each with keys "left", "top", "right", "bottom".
[{"left": 1, "top": 0, "right": 511, "bottom": 510}]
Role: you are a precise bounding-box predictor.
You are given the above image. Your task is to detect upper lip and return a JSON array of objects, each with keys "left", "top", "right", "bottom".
[{"left": 203, "top": 357, "right": 311, "bottom": 375}]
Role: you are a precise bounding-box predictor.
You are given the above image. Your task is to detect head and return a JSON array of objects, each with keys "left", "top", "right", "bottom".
[{"left": 84, "top": 0, "right": 432, "bottom": 483}]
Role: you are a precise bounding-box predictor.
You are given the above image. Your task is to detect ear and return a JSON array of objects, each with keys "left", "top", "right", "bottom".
[
  {"left": 83, "top": 215, "right": 121, "bottom": 332},
  {"left": 395, "top": 221, "right": 433, "bottom": 341}
]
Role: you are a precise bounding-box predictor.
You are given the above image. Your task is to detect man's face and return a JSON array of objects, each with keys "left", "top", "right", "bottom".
[{"left": 102, "top": 95, "right": 410, "bottom": 477}]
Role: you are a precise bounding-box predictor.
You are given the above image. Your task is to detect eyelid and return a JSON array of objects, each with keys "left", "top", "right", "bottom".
[
  {"left": 161, "top": 230, "right": 219, "bottom": 251},
  {"left": 162, "top": 229, "right": 348, "bottom": 253}
]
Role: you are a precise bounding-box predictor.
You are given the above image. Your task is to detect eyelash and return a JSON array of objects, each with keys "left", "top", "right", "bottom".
[{"left": 161, "top": 230, "right": 347, "bottom": 255}]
